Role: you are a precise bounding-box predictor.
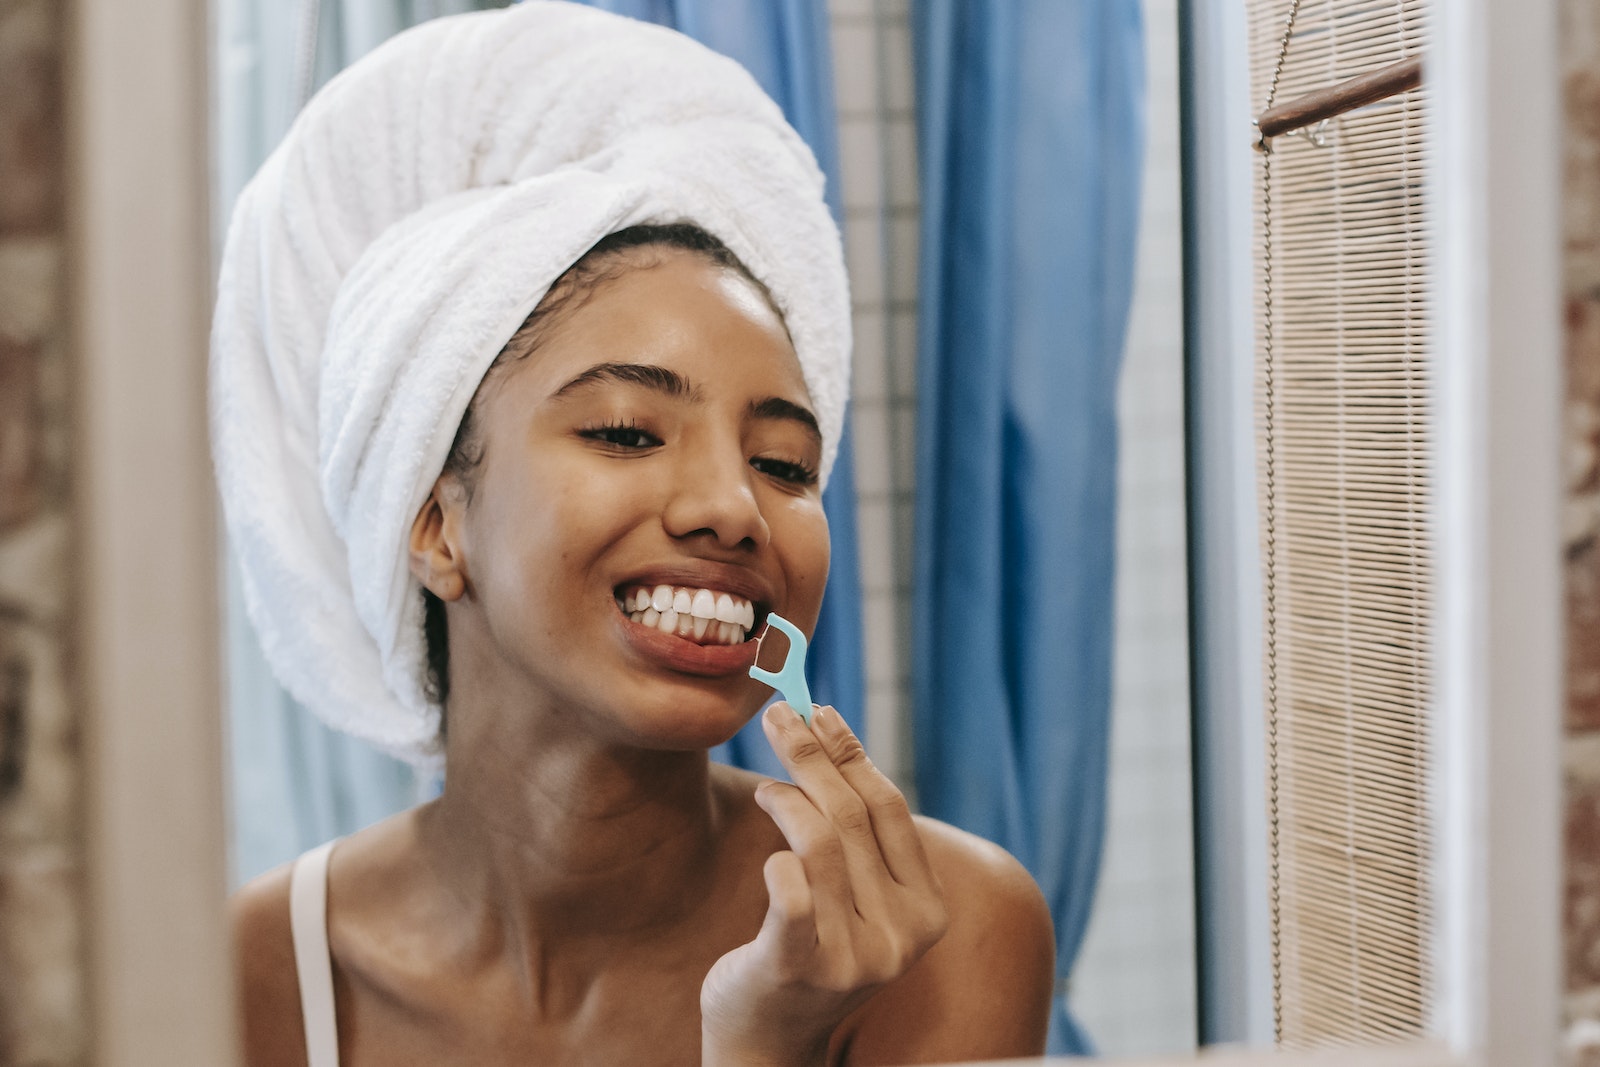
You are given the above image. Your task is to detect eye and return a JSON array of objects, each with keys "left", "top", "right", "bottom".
[
  {"left": 750, "top": 456, "right": 819, "bottom": 487},
  {"left": 578, "top": 421, "right": 662, "bottom": 451}
]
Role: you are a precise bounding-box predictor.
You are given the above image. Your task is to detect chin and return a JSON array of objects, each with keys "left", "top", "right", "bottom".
[{"left": 614, "top": 685, "right": 765, "bottom": 752}]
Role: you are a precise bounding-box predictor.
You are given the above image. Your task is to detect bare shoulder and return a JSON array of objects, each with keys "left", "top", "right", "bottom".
[
  {"left": 230, "top": 862, "right": 308, "bottom": 1067},
  {"left": 915, "top": 814, "right": 1052, "bottom": 924},
  {"left": 842, "top": 816, "right": 1055, "bottom": 1065},
  {"left": 913, "top": 815, "right": 1055, "bottom": 1004}
]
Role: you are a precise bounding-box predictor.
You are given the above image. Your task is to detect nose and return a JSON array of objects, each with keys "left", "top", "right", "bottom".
[{"left": 660, "top": 433, "right": 771, "bottom": 550}]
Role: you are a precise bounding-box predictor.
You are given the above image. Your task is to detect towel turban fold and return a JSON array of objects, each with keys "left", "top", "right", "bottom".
[{"left": 210, "top": 0, "right": 851, "bottom": 769}]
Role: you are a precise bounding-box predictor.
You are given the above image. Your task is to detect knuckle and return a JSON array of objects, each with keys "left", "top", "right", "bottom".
[
  {"left": 788, "top": 735, "right": 829, "bottom": 765},
  {"left": 893, "top": 938, "right": 922, "bottom": 975},
  {"left": 888, "top": 894, "right": 947, "bottom": 949},
  {"left": 817, "top": 960, "right": 856, "bottom": 995},
  {"left": 831, "top": 734, "right": 871, "bottom": 769},
  {"left": 771, "top": 949, "right": 812, "bottom": 987},
  {"left": 877, "top": 927, "right": 919, "bottom": 971},
  {"left": 917, "top": 900, "right": 951, "bottom": 946},
  {"left": 883, "top": 951, "right": 915, "bottom": 984},
  {"left": 861, "top": 945, "right": 905, "bottom": 987},
  {"left": 791, "top": 825, "right": 845, "bottom": 865},
  {"left": 855, "top": 963, "right": 894, "bottom": 989},
  {"left": 831, "top": 798, "right": 874, "bottom": 839},
  {"left": 864, "top": 781, "right": 911, "bottom": 817},
  {"left": 850, "top": 933, "right": 898, "bottom": 984}
]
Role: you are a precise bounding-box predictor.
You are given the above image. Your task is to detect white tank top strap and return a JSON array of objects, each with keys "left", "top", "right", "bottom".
[{"left": 290, "top": 839, "right": 340, "bottom": 1067}]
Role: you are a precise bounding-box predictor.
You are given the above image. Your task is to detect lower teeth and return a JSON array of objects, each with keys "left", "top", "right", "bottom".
[{"left": 626, "top": 608, "right": 744, "bottom": 645}]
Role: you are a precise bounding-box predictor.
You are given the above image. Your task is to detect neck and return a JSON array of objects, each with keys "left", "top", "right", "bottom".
[{"left": 420, "top": 708, "right": 728, "bottom": 946}]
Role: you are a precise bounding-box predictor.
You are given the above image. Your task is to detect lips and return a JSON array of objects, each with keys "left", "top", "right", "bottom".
[
  {"left": 607, "top": 563, "right": 776, "bottom": 676},
  {"left": 613, "top": 606, "right": 761, "bottom": 676}
]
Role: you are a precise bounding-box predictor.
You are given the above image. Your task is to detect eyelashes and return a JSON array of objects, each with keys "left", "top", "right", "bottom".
[
  {"left": 577, "top": 420, "right": 819, "bottom": 487},
  {"left": 577, "top": 419, "right": 661, "bottom": 450},
  {"left": 750, "top": 456, "right": 819, "bottom": 487}
]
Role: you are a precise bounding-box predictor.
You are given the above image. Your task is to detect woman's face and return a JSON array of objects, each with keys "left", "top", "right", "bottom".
[{"left": 429, "top": 249, "right": 830, "bottom": 751}]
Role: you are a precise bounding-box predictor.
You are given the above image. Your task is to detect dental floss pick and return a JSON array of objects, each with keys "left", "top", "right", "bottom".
[{"left": 748, "top": 613, "right": 814, "bottom": 726}]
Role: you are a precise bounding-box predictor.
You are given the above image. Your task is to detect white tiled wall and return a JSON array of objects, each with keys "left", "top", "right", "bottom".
[
  {"left": 829, "top": 0, "right": 919, "bottom": 795},
  {"left": 828, "top": 0, "right": 1197, "bottom": 1056},
  {"left": 1060, "top": 0, "right": 1199, "bottom": 1055}
]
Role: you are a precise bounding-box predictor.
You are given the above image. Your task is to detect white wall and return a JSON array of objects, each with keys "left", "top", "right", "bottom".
[{"left": 1067, "top": 0, "right": 1199, "bottom": 1054}]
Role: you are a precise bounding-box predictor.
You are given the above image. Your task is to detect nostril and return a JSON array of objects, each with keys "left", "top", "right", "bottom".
[{"left": 659, "top": 474, "right": 772, "bottom": 549}]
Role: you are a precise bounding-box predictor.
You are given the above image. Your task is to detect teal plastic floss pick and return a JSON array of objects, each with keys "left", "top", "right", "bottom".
[{"left": 748, "top": 613, "right": 814, "bottom": 726}]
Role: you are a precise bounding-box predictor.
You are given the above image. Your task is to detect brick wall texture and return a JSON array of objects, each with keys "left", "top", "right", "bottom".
[
  {"left": 0, "top": 0, "right": 90, "bottom": 1062},
  {"left": 1569, "top": 1, "right": 1600, "bottom": 1063}
]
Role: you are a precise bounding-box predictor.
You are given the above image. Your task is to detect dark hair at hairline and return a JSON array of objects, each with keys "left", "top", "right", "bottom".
[{"left": 421, "top": 223, "right": 783, "bottom": 719}]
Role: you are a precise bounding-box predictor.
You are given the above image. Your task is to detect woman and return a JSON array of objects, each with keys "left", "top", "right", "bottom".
[{"left": 217, "top": 5, "right": 1053, "bottom": 1064}]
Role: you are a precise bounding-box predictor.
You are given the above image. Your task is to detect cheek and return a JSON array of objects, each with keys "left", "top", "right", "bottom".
[
  {"left": 476, "top": 458, "right": 657, "bottom": 594},
  {"left": 776, "top": 502, "right": 831, "bottom": 626}
]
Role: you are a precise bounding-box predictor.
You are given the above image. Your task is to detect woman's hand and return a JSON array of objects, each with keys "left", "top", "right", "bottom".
[{"left": 700, "top": 703, "right": 950, "bottom": 1067}]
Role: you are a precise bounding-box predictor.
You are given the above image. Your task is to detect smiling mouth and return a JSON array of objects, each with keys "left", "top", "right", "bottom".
[{"left": 614, "top": 583, "right": 762, "bottom": 646}]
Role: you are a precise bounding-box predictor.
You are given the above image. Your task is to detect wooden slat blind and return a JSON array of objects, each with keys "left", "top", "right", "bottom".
[{"left": 1246, "top": 0, "right": 1432, "bottom": 1048}]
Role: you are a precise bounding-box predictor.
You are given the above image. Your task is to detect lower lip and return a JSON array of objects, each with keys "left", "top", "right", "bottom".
[{"left": 615, "top": 612, "right": 760, "bottom": 676}]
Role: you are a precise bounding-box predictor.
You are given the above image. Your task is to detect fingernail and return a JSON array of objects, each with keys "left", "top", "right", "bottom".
[{"left": 813, "top": 704, "right": 841, "bottom": 735}]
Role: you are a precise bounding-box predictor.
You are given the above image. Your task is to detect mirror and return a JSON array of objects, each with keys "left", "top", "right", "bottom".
[{"left": 206, "top": 0, "right": 1432, "bottom": 1061}]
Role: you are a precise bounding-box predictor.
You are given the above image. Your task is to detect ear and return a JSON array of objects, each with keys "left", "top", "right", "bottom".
[{"left": 408, "top": 476, "right": 469, "bottom": 602}]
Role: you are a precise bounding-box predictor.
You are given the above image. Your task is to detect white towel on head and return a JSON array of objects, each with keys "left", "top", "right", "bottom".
[{"left": 210, "top": 1, "right": 851, "bottom": 770}]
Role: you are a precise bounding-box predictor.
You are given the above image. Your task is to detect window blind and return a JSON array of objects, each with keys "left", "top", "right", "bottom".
[{"left": 1246, "top": 0, "right": 1432, "bottom": 1048}]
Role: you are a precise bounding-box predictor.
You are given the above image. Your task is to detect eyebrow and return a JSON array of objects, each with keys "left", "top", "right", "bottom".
[
  {"left": 749, "top": 396, "right": 821, "bottom": 441},
  {"left": 551, "top": 360, "right": 820, "bottom": 439},
  {"left": 551, "top": 362, "right": 701, "bottom": 401}
]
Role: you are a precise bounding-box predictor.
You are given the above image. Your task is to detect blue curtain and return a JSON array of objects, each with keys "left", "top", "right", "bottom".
[
  {"left": 575, "top": 0, "right": 866, "bottom": 778},
  {"left": 909, "top": 1, "right": 1144, "bottom": 1055}
]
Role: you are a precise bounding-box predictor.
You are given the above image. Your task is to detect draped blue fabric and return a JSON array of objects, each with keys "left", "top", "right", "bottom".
[
  {"left": 576, "top": 0, "right": 865, "bottom": 777},
  {"left": 909, "top": 1, "right": 1144, "bottom": 1055}
]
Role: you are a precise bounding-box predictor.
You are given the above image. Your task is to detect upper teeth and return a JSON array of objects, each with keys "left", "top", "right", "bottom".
[{"left": 618, "top": 584, "right": 756, "bottom": 644}]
